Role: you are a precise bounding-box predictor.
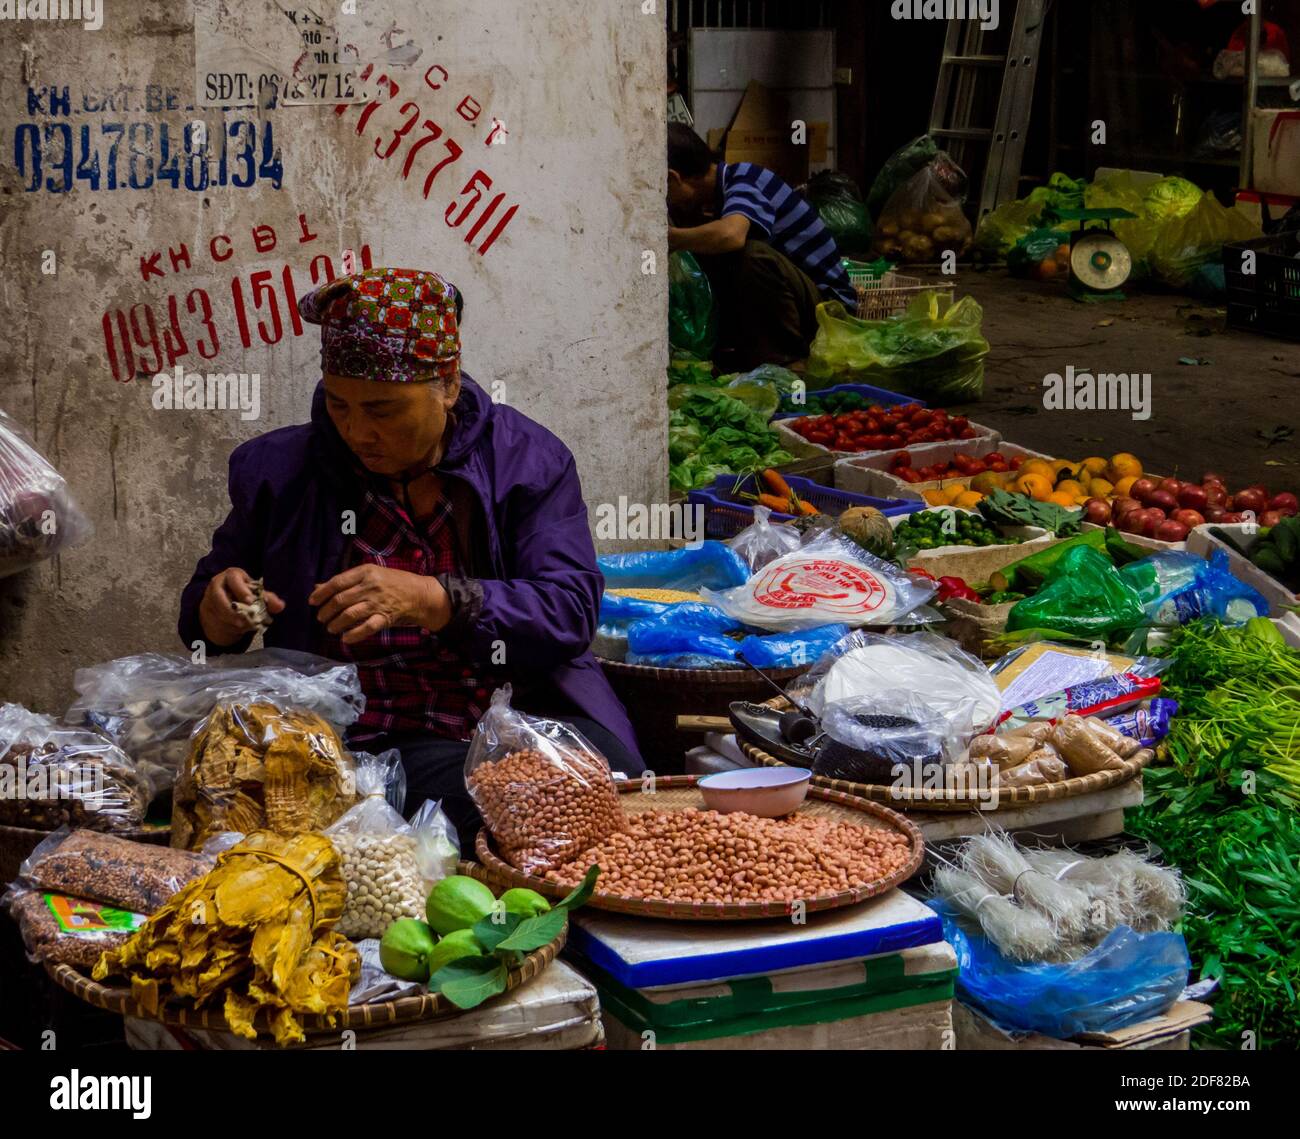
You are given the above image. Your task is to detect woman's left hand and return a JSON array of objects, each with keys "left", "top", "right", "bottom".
[{"left": 310, "top": 565, "right": 452, "bottom": 645}]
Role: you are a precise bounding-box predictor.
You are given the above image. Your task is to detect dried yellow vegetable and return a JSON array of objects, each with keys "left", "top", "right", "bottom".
[
  {"left": 171, "top": 702, "right": 359, "bottom": 851},
  {"left": 94, "top": 831, "right": 359, "bottom": 1046}
]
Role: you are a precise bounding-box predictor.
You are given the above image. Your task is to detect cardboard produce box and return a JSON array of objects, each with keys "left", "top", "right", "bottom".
[
  {"left": 836, "top": 439, "right": 1047, "bottom": 502},
  {"left": 1187, "top": 522, "right": 1300, "bottom": 617},
  {"left": 953, "top": 999, "right": 1211, "bottom": 1052},
  {"left": 705, "top": 81, "right": 828, "bottom": 188}
]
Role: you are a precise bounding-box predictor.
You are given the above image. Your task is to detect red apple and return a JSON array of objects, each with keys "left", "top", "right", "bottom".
[
  {"left": 1178, "top": 485, "right": 1208, "bottom": 511},
  {"left": 1144, "top": 507, "right": 1167, "bottom": 524},
  {"left": 1201, "top": 471, "right": 1225, "bottom": 485},
  {"left": 1233, "top": 488, "right": 1268, "bottom": 514},
  {"left": 1269, "top": 492, "right": 1299, "bottom": 517},
  {"left": 1118, "top": 509, "right": 1147, "bottom": 535},
  {"left": 1172, "top": 509, "right": 1206, "bottom": 529},
  {"left": 1220, "top": 512, "right": 1245, "bottom": 524},
  {"left": 1148, "top": 489, "right": 1179, "bottom": 513},
  {"left": 1204, "top": 484, "right": 1229, "bottom": 508},
  {"left": 1113, "top": 496, "right": 1142, "bottom": 522},
  {"left": 1156, "top": 520, "right": 1190, "bottom": 542},
  {"left": 1260, "top": 510, "right": 1284, "bottom": 528},
  {"left": 1084, "top": 498, "right": 1113, "bottom": 525},
  {"left": 1131, "top": 478, "right": 1159, "bottom": 504},
  {"left": 1159, "top": 478, "right": 1184, "bottom": 496},
  {"left": 1204, "top": 505, "right": 1227, "bottom": 523}
]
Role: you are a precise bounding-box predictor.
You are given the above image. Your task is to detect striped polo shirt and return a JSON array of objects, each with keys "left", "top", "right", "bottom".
[{"left": 717, "top": 162, "right": 857, "bottom": 307}]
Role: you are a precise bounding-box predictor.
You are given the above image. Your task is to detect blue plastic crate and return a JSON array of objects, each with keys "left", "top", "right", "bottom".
[
  {"left": 688, "top": 473, "right": 919, "bottom": 540},
  {"left": 773, "top": 383, "right": 927, "bottom": 420}
]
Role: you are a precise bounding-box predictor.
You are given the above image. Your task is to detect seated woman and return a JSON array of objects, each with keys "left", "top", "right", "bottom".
[{"left": 178, "top": 267, "right": 644, "bottom": 846}]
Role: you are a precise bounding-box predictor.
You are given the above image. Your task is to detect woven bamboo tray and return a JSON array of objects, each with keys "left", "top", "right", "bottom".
[
  {"left": 42, "top": 862, "right": 564, "bottom": 1043},
  {"left": 739, "top": 699, "right": 1153, "bottom": 811},
  {"left": 469, "top": 774, "right": 924, "bottom": 921}
]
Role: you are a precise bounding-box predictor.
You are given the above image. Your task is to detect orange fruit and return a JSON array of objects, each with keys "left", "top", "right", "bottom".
[
  {"left": 1109, "top": 453, "right": 1143, "bottom": 482},
  {"left": 1081, "top": 457, "right": 1109, "bottom": 478},
  {"left": 953, "top": 491, "right": 985, "bottom": 510},
  {"left": 969, "top": 472, "right": 1006, "bottom": 495},
  {"left": 1050, "top": 459, "right": 1075, "bottom": 475},
  {"left": 1055, "top": 480, "right": 1086, "bottom": 499},
  {"left": 1015, "top": 473, "right": 1054, "bottom": 502},
  {"left": 923, "top": 489, "right": 948, "bottom": 507},
  {"left": 1020, "top": 459, "right": 1055, "bottom": 480},
  {"left": 1089, "top": 478, "right": 1115, "bottom": 499},
  {"left": 1113, "top": 475, "right": 1138, "bottom": 498},
  {"left": 1049, "top": 490, "right": 1079, "bottom": 509}
]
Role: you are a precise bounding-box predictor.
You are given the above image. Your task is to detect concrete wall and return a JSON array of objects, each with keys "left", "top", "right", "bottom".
[{"left": 0, "top": 0, "right": 666, "bottom": 710}]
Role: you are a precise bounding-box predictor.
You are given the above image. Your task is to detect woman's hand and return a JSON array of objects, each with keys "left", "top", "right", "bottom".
[
  {"left": 310, "top": 565, "right": 452, "bottom": 645},
  {"left": 199, "top": 568, "right": 286, "bottom": 647}
]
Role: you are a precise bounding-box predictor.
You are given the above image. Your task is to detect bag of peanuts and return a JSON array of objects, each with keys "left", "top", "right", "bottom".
[
  {"left": 464, "top": 686, "right": 627, "bottom": 876},
  {"left": 2, "top": 886, "right": 145, "bottom": 970},
  {"left": 323, "top": 750, "right": 434, "bottom": 940}
]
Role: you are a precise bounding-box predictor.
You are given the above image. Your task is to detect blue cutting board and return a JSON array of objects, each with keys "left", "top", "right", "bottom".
[{"left": 567, "top": 889, "right": 943, "bottom": 989}]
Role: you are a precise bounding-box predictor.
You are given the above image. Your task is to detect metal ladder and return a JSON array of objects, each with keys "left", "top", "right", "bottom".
[{"left": 928, "top": 0, "right": 1046, "bottom": 223}]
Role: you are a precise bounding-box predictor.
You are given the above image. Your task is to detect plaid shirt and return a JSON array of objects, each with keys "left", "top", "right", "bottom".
[{"left": 325, "top": 484, "right": 497, "bottom": 743}]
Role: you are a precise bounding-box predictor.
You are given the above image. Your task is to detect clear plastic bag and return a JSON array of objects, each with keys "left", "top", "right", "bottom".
[
  {"left": 872, "top": 161, "right": 972, "bottom": 263},
  {"left": 729, "top": 504, "right": 803, "bottom": 572},
  {"left": 18, "top": 827, "right": 209, "bottom": 913},
  {"left": 324, "top": 750, "right": 426, "bottom": 940},
  {"left": 701, "top": 531, "right": 936, "bottom": 632},
  {"left": 815, "top": 689, "right": 961, "bottom": 785},
  {"left": 64, "top": 649, "right": 364, "bottom": 792},
  {"left": 170, "top": 701, "right": 359, "bottom": 851},
  {"left": 598, "top": 541, "right": 750, "bottom": 592},
  {"left": 0, "top": 704, "right": 152, "bottom": 833},
  {"left": 0, "top": 408, "right": 92, "bottom": 579},
  {"left": 791, "top": 629, "right": 1002, "bottom": 739},
  {"left": 937, "top": 905, "right": 1190, "bottom": 1038},
  {"left": 2, "top": 886, "right": 144, "bottom": 970},
  {"left": 1121, "top": 549, "right": 1268, "bottom": 629},
  {"left": 866, "top": 135, "right": 941, "bottom": 220},
  {"left": 464, "top": 685, "right": 626, "bottom": 876},
  {"left": 409, "top": 798, "right": 460, "bottom": 883}
]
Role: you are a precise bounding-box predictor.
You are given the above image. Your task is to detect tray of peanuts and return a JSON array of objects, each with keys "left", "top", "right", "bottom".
[{"left": 464, "top": 688, "right": 924, "bottom": 920}]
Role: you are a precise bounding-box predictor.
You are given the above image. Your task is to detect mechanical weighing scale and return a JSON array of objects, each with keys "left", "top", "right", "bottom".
[{"left": 1045, "top": 206, "right": 1139, "bottom": 302}]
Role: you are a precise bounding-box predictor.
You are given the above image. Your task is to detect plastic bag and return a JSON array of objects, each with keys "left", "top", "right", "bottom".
[
  {"left": 729, "top": 504, "right": 803, "bottom": 572},
  {"left": 1143, "top": 175, "right": 1203, "bottom": 221},
  {"left": 0, "top": 408, "right": 92, "bottom": 578},
  {"left": 65, "top": 649, "right": 364, "bottom": 792},
  {"left": 815, "top": 689, "right": 961, "bottom": 784},
  {"left": 937, "top": 905, "right": 1190, "bottom": 1038},
  {"left": 18, "top": 827, "right": 209, "bottom": 913},
  {"left": 701, "top": 531, "right": 936, "bottom": 632},
  {"left": 866, "top": 135, "right": 940, "bottom": 220},
  {"left": 409, "top": 798, "right": 461, "bottom": 883},
  {"left": 1122, "top": 549, "right": 1267, "bottom": 628},
  {"left": 2, "top": 886, "right": 144, "bottom": 969},
  {"left": 668, "top": 251, "right": 716, "bottom": 358},
  {"left": 806, "top": 170, "right": 873, "bottom": 255},
  {"left": 737, "top": 623, "right": 850, "bottom": 670},
  {"left": 1006, "top": 226, "right": 1072, "bottom": 281},
  {"left": 727, "top": 363, "right": 804, "bottom": 398},
  {"left": 1006, "top": 546, "right": 1146, "bottom": 641},
  {"left": 324, "top": 750, "right": 428, "bottom": 939},
  {"left": 0, "top": 704, "right": 152, "bottom": 833},
  {"left": 1084, "top": 169, "right": 1160, "bottom": 278},
  {"left": 598, "top": 541, "right": 750, "bottom": 592},
  {"left": 1150, "top": 192, "right": 1261, "bottom": 287},
  {"left": 872, "top": 162, "right": 972, "bottom": 263},
  {"left": 806, "top": 294, "right": 989, "bottom": 403},
  {"left": 464, "top": 685, "right": 626, "bottom": 876},
  {"left": 170, "top": 701, "right": 360, "bottom": 851},
  {"left": 792, "top": 629, "right": 1001, "bottom": 738},
  {"left": 974, "top": 196, "right": 1047, "bottom": 258}
]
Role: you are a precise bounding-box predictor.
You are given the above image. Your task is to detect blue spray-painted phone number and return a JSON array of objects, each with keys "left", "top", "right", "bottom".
[{"left": 12, "top": 119, "right": 283, "bottom": 193}]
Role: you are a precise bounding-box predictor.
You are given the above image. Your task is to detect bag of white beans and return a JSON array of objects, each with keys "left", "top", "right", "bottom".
[
  {"left": 324, "top": 750, "right": 440, "bottom": 940},
  {"left": 465, "top": 685, "right": 627, "bottom": 877}
]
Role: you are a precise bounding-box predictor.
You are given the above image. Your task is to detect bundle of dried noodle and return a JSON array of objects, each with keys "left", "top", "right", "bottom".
[
  {"left": 960, "top": 831, "right": 1091, "bottom": 940},
  {"left": 93, "top": 830, "right": 359, "bottom": 1046},
  {"left": 932, "top": 864, "right": 1058, "bottom": 962},
  {"left": 1024, "top": 846, "right": 1184, "bottom": 934}
]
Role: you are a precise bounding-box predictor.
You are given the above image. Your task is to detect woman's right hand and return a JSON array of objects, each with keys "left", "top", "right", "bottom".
[{"left": 198, "top": 568, "right": 286, "bottom": 647}]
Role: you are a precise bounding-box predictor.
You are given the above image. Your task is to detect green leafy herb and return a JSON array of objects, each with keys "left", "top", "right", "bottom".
[
  {"left": 555, "top": 864, "right": 601, "bottom": 911},
  {"left": 472, "top": 911, "right": 524, "bottom": 952},
  {"left": 427, "top": 956, "right": 509, "bottom": 1009},
  {"left": 977, "top": 489, "right": 1083, "bottom": 536},
  {"left": 495, "top": 907, "right": 567, "bottom": 952}
]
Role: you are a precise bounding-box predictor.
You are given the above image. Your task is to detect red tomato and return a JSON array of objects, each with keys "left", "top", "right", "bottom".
[{"left": 958, "top": 427, "right": 977, "bottom": 439}]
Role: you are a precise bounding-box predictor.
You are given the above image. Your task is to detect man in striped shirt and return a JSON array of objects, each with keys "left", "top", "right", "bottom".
[{"left": 668, "top": 123, "right": 855, "bottom": 370}]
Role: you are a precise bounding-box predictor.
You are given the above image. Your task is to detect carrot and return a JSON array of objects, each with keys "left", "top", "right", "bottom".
[
  {"left": 762, "top": 469, "right": 794, "bottom": 499},
  {"left": 797, "top": 500, "right": 821, "bottom": 516},
  {"left": 757, "top": 494, "right": 793, "bottom": 512}
]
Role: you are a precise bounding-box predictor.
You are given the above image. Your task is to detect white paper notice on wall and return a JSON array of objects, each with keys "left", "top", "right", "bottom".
[{"left": 194, "top": 0, "right": 371, "bottom": 108}]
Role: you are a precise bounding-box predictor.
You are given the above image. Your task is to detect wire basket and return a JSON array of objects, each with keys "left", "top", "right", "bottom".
[{"left": 854, "top": 271, "right": 956, "bottom": 321}]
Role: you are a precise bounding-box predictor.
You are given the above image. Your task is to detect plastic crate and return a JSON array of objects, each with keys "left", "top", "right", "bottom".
[
  {"left": 687, "top": 474, "right": 919, "bottom": 540},
  {"left": 856, "top": 272, "right": 956, "bottom": 321},
  {"left": 1224, "top": 232, "right": 1300, "bottom": 342},
  {"left": 773, "top": 383, "right": 926, "bottom": 421}
]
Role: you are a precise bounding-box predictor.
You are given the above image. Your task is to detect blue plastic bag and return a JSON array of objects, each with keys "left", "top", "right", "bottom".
[
  {"left": 1122, "top": 549, "right": 1269, "bottom": 627},
  {"left": 599, "top": 542, "right": 751, "bottom": 592},
  {"left": 738, "top": 624, "right": 850, "bottom": 669},
  {"left": 935, "top": 904, "right": 1190, "bottom": 1038}
]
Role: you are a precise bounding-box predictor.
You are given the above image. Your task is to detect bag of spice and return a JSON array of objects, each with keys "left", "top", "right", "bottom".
[
  {"left": 18, "top": 827, "right": 210, "bottom": 914},
  {"left": 323, "top": 751, "right": 429, "bottom": 940},
  {"left": 465, "top": 685, "right": 626, "bottom": 877},
  {"left": 2, "top": 887, "right": 145, "bottom": 970}
]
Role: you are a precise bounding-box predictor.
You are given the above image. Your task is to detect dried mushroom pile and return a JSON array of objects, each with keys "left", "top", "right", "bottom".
[
  {"left": 94, "top": 831, "right": 359, "bottom": 1046},
  {"left": 171, "top": 702, "right": 358, "bottom": 850}
]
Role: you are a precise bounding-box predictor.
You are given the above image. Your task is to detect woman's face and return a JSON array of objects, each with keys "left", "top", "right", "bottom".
[{"left": 323, "top": 372, "right": 461, "bottom": 477}]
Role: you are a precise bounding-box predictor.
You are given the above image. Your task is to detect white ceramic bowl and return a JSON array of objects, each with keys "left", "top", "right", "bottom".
[{"left": 697, "top": 767, "right": 811, "bottom": 818}]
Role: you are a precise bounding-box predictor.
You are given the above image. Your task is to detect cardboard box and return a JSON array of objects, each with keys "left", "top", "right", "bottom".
[
  {"left": 706, "top": 81, "right": 828, "bottom": 187},
  {"left": 953, "top": 999, "right": 1212, "bottom": 1051},
  {"left": 1186, "top": 522, "right": 1299, "bottom": 617},
  {"left": 835, "top": 439, "right": 1043, "bottom": 502}
]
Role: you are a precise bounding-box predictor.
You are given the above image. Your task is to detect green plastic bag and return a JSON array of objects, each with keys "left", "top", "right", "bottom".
[
  {"left": 806, "top": 293, "right": 989, "bottom": 402},
  {"left": 668, "top": 252, "right": 716, "bottom": 358},
  {"left": 1006, "top": 546, "right": 1146, "bottom": 640},
  {"left": 1025, "top": 172, "right": 1087, "bottom": 213},
  {"left": 1007, "top": 225, "right": 1072, "bottom": 278},
  {"left": 1149, "top": 193, "right": 1261, "bottom": 288},
  {"left": 806, "top": 171, "right": 874, "bottom": 256},
  {"left": 974, "top": 197, "right": 1046, "bottom": 258},
  {"left": 866, "top": 135, "right": 940, "bottom": 220},
  {"left": 1084, "top": 170, "right": 1161, "bottom": 279}
]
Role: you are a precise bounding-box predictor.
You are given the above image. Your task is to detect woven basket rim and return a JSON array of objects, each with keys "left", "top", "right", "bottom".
[
  {"left": 44, "top": 860, "right": 564, "bottom": 1041},
  {"left": 471, "top": 774, "right": 923, "bottom": 921},
  {"left": 597, "top": 659, "right": 804, "bottom": 684}
]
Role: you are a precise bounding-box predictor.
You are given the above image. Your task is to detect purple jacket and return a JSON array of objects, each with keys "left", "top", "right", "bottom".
[{"left": 177, "top": 375, "right": 642, "bottom": 763}]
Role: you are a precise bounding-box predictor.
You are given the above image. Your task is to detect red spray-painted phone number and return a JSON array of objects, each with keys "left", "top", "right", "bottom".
[
  {"left": 100, "top": 248, "right": 372, "bottom": 382},
  {"left": 334, "top": 64, "right": 517, "bottom": 257}
]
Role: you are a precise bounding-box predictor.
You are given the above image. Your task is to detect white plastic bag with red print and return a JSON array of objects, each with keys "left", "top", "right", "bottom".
[{"left": 701, "top": 532, "right": 936, "bottom": 632}]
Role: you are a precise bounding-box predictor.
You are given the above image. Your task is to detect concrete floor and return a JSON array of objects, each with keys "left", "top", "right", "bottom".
[{"left": 951, "top": 270, "right": 1299, "bottom": 492}]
